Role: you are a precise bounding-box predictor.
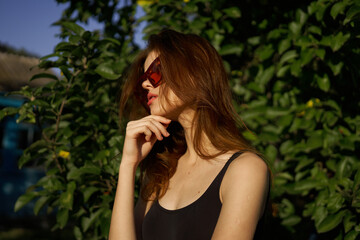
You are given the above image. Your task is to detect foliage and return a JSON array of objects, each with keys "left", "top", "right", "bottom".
[
  {"left": 2, "top": 11, "right": 138, "bottom": 239},
  {"left": 2, "top": 0, "right": 360, "bottom": 239},
  {"left": 139, "top": 1, "right": 360, "bottom": 238}
]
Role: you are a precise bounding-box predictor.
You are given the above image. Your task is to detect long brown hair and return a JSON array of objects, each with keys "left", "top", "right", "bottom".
[{"left": 119, "top": 29, "right": 260, "bottom": 201}]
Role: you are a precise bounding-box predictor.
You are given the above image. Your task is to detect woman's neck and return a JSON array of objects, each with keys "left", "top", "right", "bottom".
[{"left": 177, "top": 108, "right": 217, "bottom": 164}]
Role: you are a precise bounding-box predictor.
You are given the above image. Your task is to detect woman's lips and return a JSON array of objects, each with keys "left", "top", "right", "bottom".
[{"left": 147, "top": 93, "right": 158, "bottom": 106}]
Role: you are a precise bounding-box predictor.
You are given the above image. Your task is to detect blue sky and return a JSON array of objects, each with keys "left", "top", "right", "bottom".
[{"left": 0, "top": 0, "right": 145, "bottom": 57}]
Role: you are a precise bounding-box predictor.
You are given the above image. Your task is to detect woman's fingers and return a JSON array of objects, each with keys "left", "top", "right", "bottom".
[
  {"left": 144, "top": 119, "right": 170, "bottom": 138},
  {"left": 145, "top": 115, "right": 172, "bottom": 125},
  {"left": 126, "top": 116, "right": 171, "bottom": 141},
  {"left": 142, "top": 126, "right": 153, "bottom": 141}
]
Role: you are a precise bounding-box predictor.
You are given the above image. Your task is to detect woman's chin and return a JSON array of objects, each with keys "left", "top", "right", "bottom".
[{"left": 149, "top": 106, "right": 164, "bottom": 116}]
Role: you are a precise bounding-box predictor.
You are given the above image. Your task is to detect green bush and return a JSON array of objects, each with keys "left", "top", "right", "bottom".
[
  {"left": 2, "top": 20, "right": 137, "bottom": 239},
  {"left": 2, "top": 0, "right": 359, "bottom": 239}
]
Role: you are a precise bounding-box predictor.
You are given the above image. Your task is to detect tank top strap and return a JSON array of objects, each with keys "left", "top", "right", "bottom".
[{"left": 213, "top": 151, "right": 243, "bottom": 185}]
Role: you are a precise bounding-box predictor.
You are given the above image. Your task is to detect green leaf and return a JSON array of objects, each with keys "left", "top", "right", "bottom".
[
  {"left": 100, "top": 209, "right": 112, "bottom": 238},
  {"left": 242, "top": 130, "right": 258, "bottom": 141},
  {"left": 279, "top": 140, "right": 294, "bottom": 155},
  {"left": 264, "top": 145, "right": 277, "bottom": 163},
  {"left": 259, "top": 66, "right": 275, "bottom": 85},
  {"left": 256, "top": 44, "right": 275, "bottom": 61},
  {"left": 276, "top": 65, "right": 290, "bottom": 77},
  {"left": 332, "top": 32, "right": 351, "bottom": 51},
  {"left": 343, "top": 212, "right": 356, "bottom": 233},
  {"left": 223, "top": 7, "right": 241, "bottom": 18},
  {"left": 59, "top": 66, "right": 72, "bottom": 81},
  {"left": 294, "top": 179, "right": 322, "bottom": 192},
  {"left": 278, "top": 39, "right": 291, "bottom": 55},
  {"left": 280, "top": 50, "right": 298, "bottom": 65},
  {"left": 30, "top": 73, "right": 58, "bottom": 82},
  {"left": 337, "top": 157, "right": 352, "bottom": 180},
  {"left": 265, "top": 107, "right": 289, "bottom": 118},
  {"left": 289, "top": 21, "right": 302, "bottom": 36},
  {"left": 67, "top": 165, "right": 101, "bottom": 180},
  {"left": 344, "top": 5, "right": 360, "bottom": 24},
  {"left": 281, "top": 215, "right": 302, "bottom": 226},
  {"left": 95, "top": 62, "right": 121, "bottom": 80},
  {"left": 59, "top": 191, "right": 73, "bottom": 209},
  {"left": 323, "top": 100, "right": 341, "bottom": 116},
  {"left": 183, "top": 2, "right": 198, "bottom": 12},
  {"left": 314, "top": 48, "right": 326, "bottom": 60},
  {"left": 61, "top": 21, "right": 85, "bottom": 36},
  {"left": 317, "top": 210, "right": 346, "bottom": 233},
  {"left": 306, "top": 132, "right": 324, "bottom": 151},
  {"left": 40, "top": 53, "right": 59, "bottom": 60},
  {"left": 344, "top": 230, "right": 359, "bottom": 240},
  {"left": 34, "top": 196, "right": 50, "bottom": 215},
  {"left": 219, "top": 44, "right": 243, "bottom": 56},
  {"left": 55, "top": 42, "right": 77, "bottom": 52},
  {"left": 313, "top": 205, "right": 328, "bottom": 227},
  {"left": 14, "top": 192, "right": 38, "bottom": 212},
  {"left": 330, "top": 2, "right": 347, "bottom": 19},
  {"left": 290, "top": 60, "right": 301, "bottom": 77},
  {"left": 81, "top": 209, "right": 104, "bottom": 232},
  {"left": 296, "top": 8, "right": 308, "bottom": 25},
  {"left": 83, "top": 187, "right": 99, "bottom": 203},
  {"left": 99, "top": 38, "right": 121, "bottom": 46},
  {"left": 354, "top": 169, "right": 360, "bottom": 189},
  {"left": 59, "top": 181, "right": 76, "bottom": 210},
  {"left": 247, "top": 36, "right": 261, "bottom": 46},
  {"left": 308, "top": 26, "right": 322, "bottom": 35},
  {"left": 328, "top": 61, "right": 344, "bottom": 76},
  {"left": 315, "top": 73, "right": 330, "bottom": 92},
  {"left": 69, "top": 34, "right": 81, "bottom": 44},
  {"left": 74, "top": 226, "right": 83, "bottom": 240},
  {"left": 321, "top": 32, "right": 351, "bottom": 52},
  {"left": 0, "top": 107, "right": 20, "bottom": 120},
  {"left": 57, "top": 208, "right": 69, "bottom": 229},
  {"left": 295, "top": 158, "right": 314, "bottom": 172},
  {"left": 327, "top": 193, "right": 345, "bottom": 213},
  {"left": 73, "top": 134, "right": 90, "bottom": 147},
  {"left": 80, "top": 165, "right": 101, "bottom": 175},
  {"left": 278, "top": 114, "right": 293, "bottom": 128},
  {"left": 300, "top": 48, "right": 314, "bottom": 66},
  {"left": 279, "top": 199, "right": 295, "bottom": 218}
]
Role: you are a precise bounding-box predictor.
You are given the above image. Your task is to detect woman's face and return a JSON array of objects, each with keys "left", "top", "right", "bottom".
[{"left": 141, "top": 51, "right": 183, "bottom": 119}]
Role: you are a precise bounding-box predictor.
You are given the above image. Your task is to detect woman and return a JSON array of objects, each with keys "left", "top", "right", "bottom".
[{"left": 109, "top": 29, "right": 270, "bottom": 240}]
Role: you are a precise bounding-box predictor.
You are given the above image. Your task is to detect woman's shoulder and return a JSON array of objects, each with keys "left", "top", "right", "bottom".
[
  {"left": 220, "top": 151, "right": 269, "bottom": 202},
  {"left": 229, "top": 151, "right": 268, "bottom": 174}
]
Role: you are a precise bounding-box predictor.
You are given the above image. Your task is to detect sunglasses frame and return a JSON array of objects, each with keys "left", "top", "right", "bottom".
[
  {"left": 138, "top": 57, "right": 162, "bottom": 88},
  {"left": 134, "top": 57, "right": 162, "bottom": 108}
]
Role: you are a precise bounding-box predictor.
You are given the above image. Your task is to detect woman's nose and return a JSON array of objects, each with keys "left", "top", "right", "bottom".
[{"left": 142, "top": 79, "right": 153, "bottom": 90}]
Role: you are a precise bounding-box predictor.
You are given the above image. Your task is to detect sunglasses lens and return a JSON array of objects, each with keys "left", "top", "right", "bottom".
[
  {"left": 149, "top": 72, "right": 161, "bottom": 86},
  {"left": 135, "top": 57, "right": 162, "bottom": 106}
]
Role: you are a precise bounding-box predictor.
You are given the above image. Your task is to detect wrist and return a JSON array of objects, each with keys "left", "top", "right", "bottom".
[{"left": 119, "top": 160, "right": 138, "bottom": 173}]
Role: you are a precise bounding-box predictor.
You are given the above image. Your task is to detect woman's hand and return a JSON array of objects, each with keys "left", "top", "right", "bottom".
[
  {"left": 121, "top": 115, "right": 171, "bottom": 167},
  {"left": 110, "top": 115, "right": 170, "bottom": 240}
]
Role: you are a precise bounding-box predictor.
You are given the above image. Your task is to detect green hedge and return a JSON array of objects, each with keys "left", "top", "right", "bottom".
[{"left": 2, "top": 0, "right": 359, "bottom": 239}]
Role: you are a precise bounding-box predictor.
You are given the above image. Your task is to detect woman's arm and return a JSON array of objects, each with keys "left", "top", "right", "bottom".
[
  {"left": 109, "top": 115, "right": 171, "bottom": 240},
  {"left": 211, "top": 152, "right": 269, "bottom": 240},
  {"left": 109, "top": 161, "right": 138, "bottom": 240}
]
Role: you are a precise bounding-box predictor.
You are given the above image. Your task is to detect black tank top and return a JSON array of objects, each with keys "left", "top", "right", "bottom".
[{"left": 142, "top": 152, "right": 266, "bottom": 240}]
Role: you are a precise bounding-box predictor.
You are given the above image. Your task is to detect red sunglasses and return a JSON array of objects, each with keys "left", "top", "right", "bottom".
[
  {"left": 138, "top": 57, "right": 162, "bottom": 87},
  {"left": 134, "top": 57, "right": 162, "bottom": 108}
]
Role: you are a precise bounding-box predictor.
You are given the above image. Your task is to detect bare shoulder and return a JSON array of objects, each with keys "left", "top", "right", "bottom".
[
  {"left": 220, "top": 152, "right": 269, "bottom": 202},
  {"left": 229, "top": 152, "right": 268, "bottom": 176}
]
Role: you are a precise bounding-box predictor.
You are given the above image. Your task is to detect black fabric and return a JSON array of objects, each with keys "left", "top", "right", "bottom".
[{"left": 142, "top": 152, "right": 266, "bottom": 240}]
